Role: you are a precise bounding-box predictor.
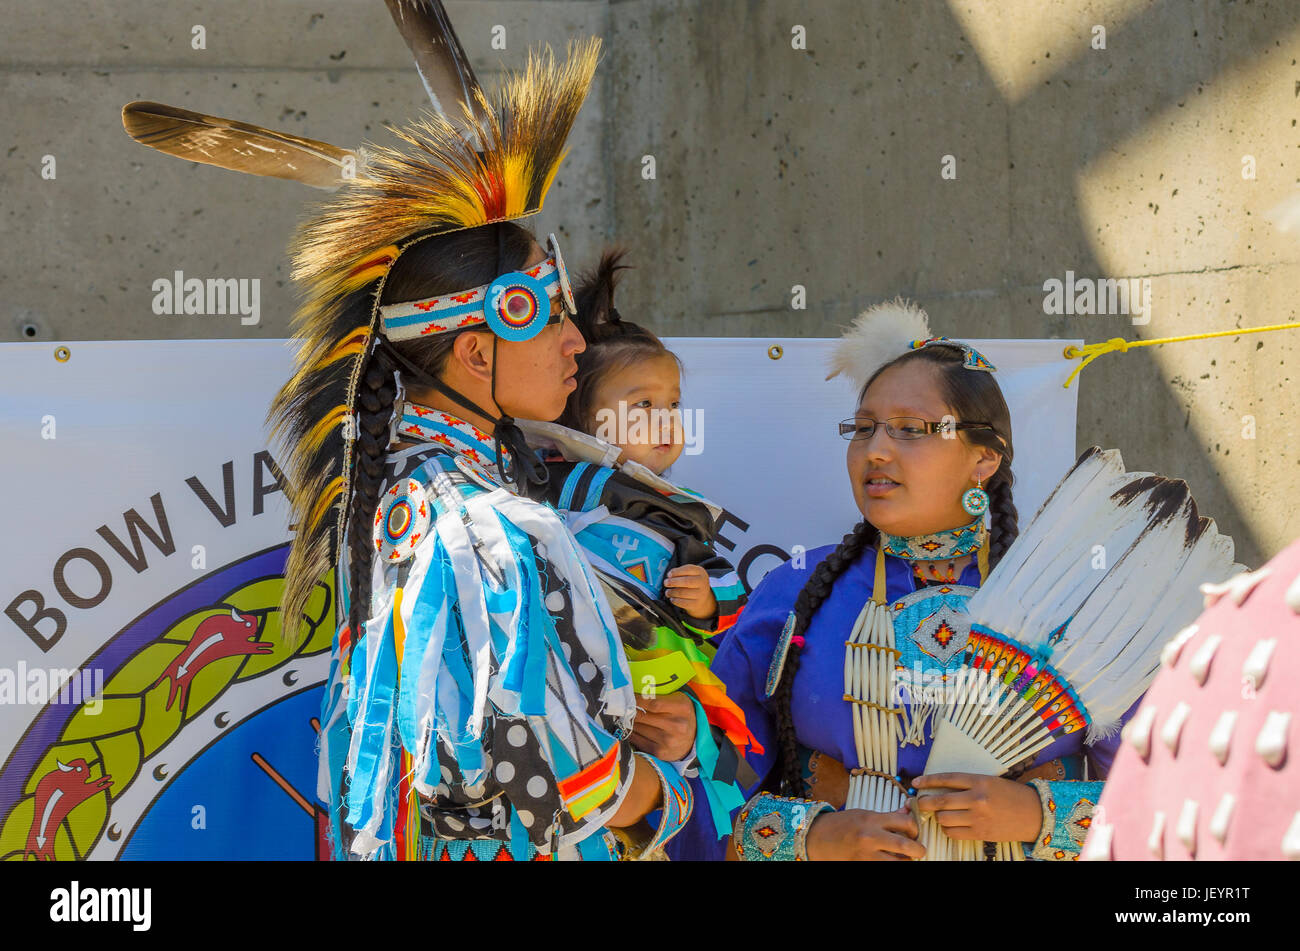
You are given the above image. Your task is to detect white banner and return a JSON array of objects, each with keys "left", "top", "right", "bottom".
[{"left": 0, "top": 336, "right": 1078, "bottom": 860}]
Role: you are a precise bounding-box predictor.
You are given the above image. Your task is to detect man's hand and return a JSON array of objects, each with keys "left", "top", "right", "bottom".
[
  {"left": 663, "top": 564, "right": 718, "bottom": 620},
  {"left": 630, "top": 692, "right": 697, "bottom": 761}
]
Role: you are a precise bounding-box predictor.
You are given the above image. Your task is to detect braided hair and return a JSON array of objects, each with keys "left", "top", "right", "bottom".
[
  {"left": 769, "top": 341, "right": 1020, "bottom": 798},
  {"left": 343, "top": 221, "right": 536, "bottom": 647},
  {"left": 556, "top": 248, "right": 681, "bottom": 436}
]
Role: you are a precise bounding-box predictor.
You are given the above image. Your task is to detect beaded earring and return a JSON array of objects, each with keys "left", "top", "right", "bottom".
[{"left": 961, "top": 476, "right": 989, "bottom": 517}]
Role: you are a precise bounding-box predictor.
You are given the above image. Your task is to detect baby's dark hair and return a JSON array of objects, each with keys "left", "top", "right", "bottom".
[{"left": 557, "top": 249, "right": 682, "bottom": 435}]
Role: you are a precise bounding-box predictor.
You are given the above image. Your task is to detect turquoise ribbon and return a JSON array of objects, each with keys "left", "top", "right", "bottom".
[
  {"left": 319, "top": 648, "right": 350, "bottom": 860},
  {"left": 344, "top": 611, "right": 398, "bottom": 837},
  {"left": 498, "top": 516, "right": 550, "bottom": 716},
  {"left": 509, "top": 806, "right": 533, "bottom": 861},
  {"left": 686, "top": 693, "right": 746, "bottom": 839}
]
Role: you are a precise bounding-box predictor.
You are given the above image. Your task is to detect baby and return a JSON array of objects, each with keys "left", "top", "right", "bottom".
[
  {"left": 553, "top": 250, "right": 745, "bottom": 636},
  {"left": 517, "top": 250, "right": 758, "bottom": 848}
]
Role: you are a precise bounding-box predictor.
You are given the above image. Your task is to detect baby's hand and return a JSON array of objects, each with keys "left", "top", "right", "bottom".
[{"left": 663, "top": 564, "right": 718, "bottom": 620}]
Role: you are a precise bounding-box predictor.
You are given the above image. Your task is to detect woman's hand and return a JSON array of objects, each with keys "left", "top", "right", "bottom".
[
  {"left": 664, "top": 565, "right": 718, "bottom": 620},
  {"left": 803, "top": 806, "right": 926, "bottom": 861},
  {"left": 630, "top": 693, "right": 697, "bottom": 761},
  {"left": 912, "top": 772, "right": 1043, "bottom": 842}
]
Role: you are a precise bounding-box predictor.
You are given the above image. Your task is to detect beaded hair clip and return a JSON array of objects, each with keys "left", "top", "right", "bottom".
[{"left": 909, "top": 336, "right": 997, "bottom": 372}]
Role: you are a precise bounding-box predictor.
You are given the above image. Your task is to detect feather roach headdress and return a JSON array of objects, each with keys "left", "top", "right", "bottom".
[
  {"left": 121, "top": 1, "right": 602, "bottom": 639},
  {"left": 274, "top": 39, "right": 600, "bottom": 637}
]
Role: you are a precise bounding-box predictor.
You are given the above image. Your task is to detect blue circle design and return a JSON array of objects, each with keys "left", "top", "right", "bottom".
[
  {"left": 961, "top": 487, "right": 989, "bottom": 516},
  {"left": 485, "top": 270, "right": 550, "bottom": 341}
]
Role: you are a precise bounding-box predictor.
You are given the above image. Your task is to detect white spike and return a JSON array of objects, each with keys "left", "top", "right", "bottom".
[
  {"left": 1286, "top": 570, "right": 1300, "bottom": 615},
  {"left": 1176, "top": 799, "right": 1199, "bottom": 857},
  {"left": 1161, "top": 624, "right": 1199, "bottom": 667},
  {"left": 1256, "top": 711, "right": 1292, "bottom": 768},
  {"left": 1208, "top": 710, "right": 1238, "bottom": 766},
  {"left": 1209, "top": 793, "right": 1236, "bottom": 846},
  {"left": 1147, "top": 810, "right": 1166, "bottom": 859},
  {"left": 1241, "top": 639, "right": 1277, "bottom": 691},
  {"left": 1161, "top": 701, "right": 1191, "bottom": 756},
  {"left": 1081, "top": 822, "right": 1113, "bottom": 861},
  {"left": 1283, "top": 812, "right": 1300, "bottom": 860},
  {"left": 1199, "top": 566, "right": 1271, "bottom": 609},
  {"left": 1122, "top": 703, "right": 1157, "bottom": 761},
  {"left": 1188, "top": 634, "right": 1223, "bottom": 686}
]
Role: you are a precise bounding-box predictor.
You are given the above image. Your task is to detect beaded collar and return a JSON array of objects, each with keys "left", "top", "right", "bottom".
[
  {"left": 880, "top": 514, "right": 985, "bottom": 561},
  {"left": 390, "top": 400, "right": 510, "bottom": 484}
]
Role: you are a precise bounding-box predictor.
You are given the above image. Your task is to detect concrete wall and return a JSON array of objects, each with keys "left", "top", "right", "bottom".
[
  {"left": 2, "top": 1, "right": 611, "bottom": 342},
  {"left": 604, "top": 0, "right": 1300, "bottom": 567},
  {"left": 5, "top": 0, "right": 1297, "bottom": 566}
]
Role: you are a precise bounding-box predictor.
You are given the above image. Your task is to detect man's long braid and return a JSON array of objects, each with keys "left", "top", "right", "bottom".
[
  {"left": 346, "top": 346, "right": 398, "bottom": 646},
  {"left": 771, "top": 520, "right": 878, "bottom": 798}
]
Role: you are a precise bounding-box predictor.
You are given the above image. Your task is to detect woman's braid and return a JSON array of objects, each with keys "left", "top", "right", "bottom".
[{"left": 985, "top": 475, "right": 1019, "bottom": 569}]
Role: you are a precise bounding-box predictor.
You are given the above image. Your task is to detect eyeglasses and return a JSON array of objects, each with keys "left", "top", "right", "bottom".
[{"left": 837, "top": 416, "right": 997, "bottom": 441}]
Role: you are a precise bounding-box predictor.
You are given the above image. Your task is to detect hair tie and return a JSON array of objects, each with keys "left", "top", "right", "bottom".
[{"left": 791, "top": 635, "right": 806, "bottom": 649}]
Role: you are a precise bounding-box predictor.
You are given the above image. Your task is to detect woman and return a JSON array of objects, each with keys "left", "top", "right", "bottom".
[
  {"left": 266, "top": 39, "right": 699, "bottom": 861},
  {"left": 713, "top": 300, "right": 1130, "bottom": 861}
]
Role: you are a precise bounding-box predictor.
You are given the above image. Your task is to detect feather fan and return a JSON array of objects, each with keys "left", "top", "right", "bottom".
[
  {"left": 911, "top": 446, "right": 1241, "bottom": 859},
  {"left": 943, "top": 447, "right": 1241, "bottom": 752}
]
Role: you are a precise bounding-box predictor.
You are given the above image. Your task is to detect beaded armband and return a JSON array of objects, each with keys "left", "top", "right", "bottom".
[
  {"left": 733, "top": 792, "right": 833, "bottom": 861},
  {"left": 615, "top": 753, "right": 693, "bottom": 860},
  {"left": 1026, "top": 778, "right": 1106, "bottom": 861}
]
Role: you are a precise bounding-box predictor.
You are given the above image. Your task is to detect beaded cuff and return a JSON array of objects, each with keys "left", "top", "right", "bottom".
[
  {"left": 733, "top": 792, "right": 833, "bottom": 861},
  {"left": 617, "top": 753, "right": 693, "bottom": 860},
  {"left": 1027, "top": 778, "right": 1106, "bottom": 861}
]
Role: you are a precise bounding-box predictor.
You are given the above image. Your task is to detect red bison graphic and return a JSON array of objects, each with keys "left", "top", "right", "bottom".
[
  {"left": 25, "top": 758, "right": 113, "bottom": 860},
  {"left": 151, "top": 608, "right": 273, "bottom": 713}
]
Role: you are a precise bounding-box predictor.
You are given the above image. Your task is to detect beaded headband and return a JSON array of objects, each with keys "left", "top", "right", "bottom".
[{"left": 378, "top": 232, "right": 576, "bottom": 342}]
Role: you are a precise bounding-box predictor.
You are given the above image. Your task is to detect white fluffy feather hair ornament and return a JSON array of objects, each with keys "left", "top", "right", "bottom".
[{"left": 825, "top": 296, "right": 932, "bottom": 394}]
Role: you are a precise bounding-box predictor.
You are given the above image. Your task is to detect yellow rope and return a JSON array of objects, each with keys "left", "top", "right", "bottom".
[{"left": 1060, "top": 322, "right": 1300, "bottom": 388}]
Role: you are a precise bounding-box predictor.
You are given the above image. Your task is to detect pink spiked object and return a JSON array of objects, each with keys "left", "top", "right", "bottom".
[{"left": 1085, "top": 538, "right": 1300, "bottom": 860}]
